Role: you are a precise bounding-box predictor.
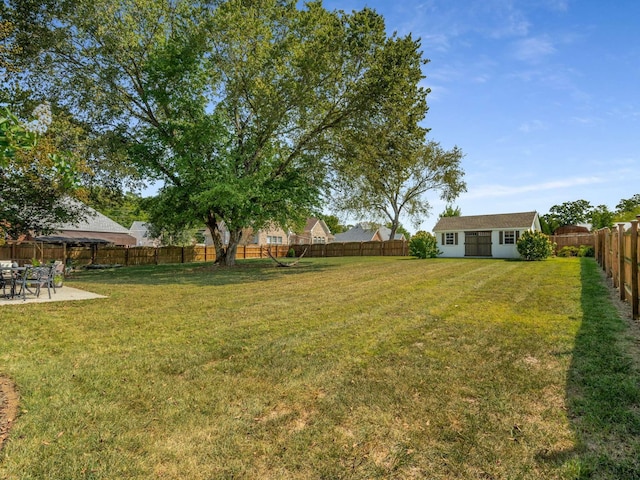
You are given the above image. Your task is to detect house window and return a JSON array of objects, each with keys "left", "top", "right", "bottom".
[
  {"left": 313, "top": 236, "right": 325, "bottom": 244},
  {"left": 442, "top": 232, "right": 458, "bottom": 245},
  {"left": 267, "top": 236, "right": 283, "bottom": 245}
]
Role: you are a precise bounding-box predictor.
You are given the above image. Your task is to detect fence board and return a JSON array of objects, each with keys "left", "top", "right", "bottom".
[
  {"left": 595, "top": 217, "right": 640, "bottom": 320},
  {"left": 0, "top": 239, "right": 410, "bottom": 268}
]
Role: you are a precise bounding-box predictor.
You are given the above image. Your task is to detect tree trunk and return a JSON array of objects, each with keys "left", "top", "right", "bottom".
[
  {"left": 388, "top": 216, "right": 400, "bottom": 241},
  {"left": 205, "top": 214, "right": 242, "bottom": 267}
]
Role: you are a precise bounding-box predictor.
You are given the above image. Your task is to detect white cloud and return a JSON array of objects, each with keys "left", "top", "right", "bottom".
[
  {"left": 519, "top": 119, "right": 549, "bottom": 133},
  {"left": 513, "top": 36, "right": 556, "bottom": 63}
]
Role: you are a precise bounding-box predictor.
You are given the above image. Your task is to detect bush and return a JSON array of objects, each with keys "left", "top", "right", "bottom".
[
  {"left": 410, "top": 231, "right": 441, "bottom": 259},
  {"left": 286, "top": 248, "right": 296, "bottom": 258},
  {"left": 558, "top": 246, "right": 579, "bottom": 257},
  {"left": 578, "top": 245, "right": 595, "bottom": 257},
  {"left": 516, "top": 230, "right": 554, "bottom": 261},
  {"left": 557, "top": 245, "right": 595, "bottom": 258}
]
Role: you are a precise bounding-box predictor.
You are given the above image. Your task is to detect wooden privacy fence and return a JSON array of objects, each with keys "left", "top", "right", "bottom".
[
  {"left": 550, "top": 233, "right": 595, "bottom": 251},
  {"left": 289, "top": 240, "right": 408, "bottom": 258},
  {"left": 0, "top": 240, "right": 408, "bottom": 267},
  {"left": 595, "top": 217, "right": 640, "bottom": 319}
]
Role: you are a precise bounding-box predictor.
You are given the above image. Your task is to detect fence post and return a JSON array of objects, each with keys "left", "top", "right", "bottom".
[
  {"left": 631, "top": 217, "right": 639, "bottom": 320},
  {"left": 618, "top": 224, "right": 626, "bottom": 300}
]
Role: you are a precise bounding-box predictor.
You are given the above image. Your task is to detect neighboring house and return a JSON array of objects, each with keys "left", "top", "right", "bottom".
[
  {"left": 433, "top": 211, "right": 541, "bottom": 259},
  {"left": 201, "top": 223, "right": 289, "bottom": 246},
  {"left": 334, "top": 223, "right": 385, "bottom": 242},
  {"left": 36, "top": 201, "right": 136, "bottom": 246},
  {"left": 377, "top": 226, "right": 406, "bottom": 241},
  {"left": 243, "top": 224, "right": 290, "bottom": 246},
  {"left": 129, "top": 221, "right": 160, "bottom": 247},
  {"left": 290, "top": 218, "right": 335, "bottom": 245}
]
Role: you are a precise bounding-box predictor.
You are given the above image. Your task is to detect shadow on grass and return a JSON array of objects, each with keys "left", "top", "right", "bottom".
[
  {"left": 538, "top": 257, "right": 640, "bottom": 478},
  {"left": 69, "top": 258, "right": 336, "bottom": 287}
]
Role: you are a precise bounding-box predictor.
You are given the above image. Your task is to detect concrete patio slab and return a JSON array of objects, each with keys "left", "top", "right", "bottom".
[{"left": 0, "top": 286, "right": 106, "bottom": 306}]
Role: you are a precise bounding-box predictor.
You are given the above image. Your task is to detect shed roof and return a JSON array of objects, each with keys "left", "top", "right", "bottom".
[{"left": 433, "top": 211, "right": 539, "bottom": 231}]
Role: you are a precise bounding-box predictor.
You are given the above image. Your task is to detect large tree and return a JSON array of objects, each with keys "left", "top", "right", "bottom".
[
  {"left": 615, "top": 194, "right": 640, "bottom": 222},
  {"left": 542, "top": 199, "right": 593, "bottom": 232},
  {"left": 0, "top": 104, "right": 84, "bottom": 240},
  {"left": 331, "top": 35, "right": 465, "bottom": 239},
  {"left": 9, "top": 0, "right": 419, "bottom": 265}
]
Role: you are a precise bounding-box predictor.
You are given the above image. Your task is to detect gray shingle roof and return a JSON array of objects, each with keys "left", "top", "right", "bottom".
[
  {"left": 433, "top": 211, "right": 538, "bottom": 231},
  {"left": 56, "top": 199, "right": 130, "bottom": 233},
  {"left": 334, "top": 224, "right": 378, "bottom": 242}
]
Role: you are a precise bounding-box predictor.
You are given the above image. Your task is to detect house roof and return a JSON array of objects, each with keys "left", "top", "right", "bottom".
[
  {"left": 433, "top": 211, "right": 539, "bottom": 231},
  {"left": 55, "top": 199, "right": 131, "bottom": 234},
  {"left": 334, "top": 225, "right": 377, "bottom": 242},
  {"left": 35, "top": 232, "right": 127, "bottom": 245},
  {"left": 334, "top": 223, "right": 384, "bottom": 242},
  {"left": 39, "top": 199, "right": 137, "bottom": 246},
  {"left": 304, "top": 218, "right": 333, "bottom": 237},
  {"left": 377, "top": 226, "right": 405, "bottom": 241}
]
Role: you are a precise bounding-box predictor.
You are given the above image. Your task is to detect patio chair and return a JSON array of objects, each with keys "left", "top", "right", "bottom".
[
  {"left": 50, "top": 261, "right": 64, "bottom": 293},
  {"left": 17, "top": 266, "right": 51, "bottom": 300},
  {"left": 0, "top": 270, "right": 7, "bottom": 297},
  {"left": 0, "top": 261, "right": 14, "bottom": 297}
]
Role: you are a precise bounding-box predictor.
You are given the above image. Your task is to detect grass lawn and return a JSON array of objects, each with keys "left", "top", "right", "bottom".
[{"left": 1, "top": 256, "right": 639, "bottom": 479}]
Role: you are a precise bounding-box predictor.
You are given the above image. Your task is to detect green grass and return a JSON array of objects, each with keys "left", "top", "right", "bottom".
[{"left": 0, "top": 256, "right": 639, "bottom": 479}]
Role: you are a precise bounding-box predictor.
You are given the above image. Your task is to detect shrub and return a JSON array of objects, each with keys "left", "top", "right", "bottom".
[
  {"left": 286, "top": 248, "right": 296, "bottom": 258},
  {"left": 410, "top": 231, "right": 441, "bottom": 259},
  {"left": 578, "top": 245, "right": 595, "bottom": 257},
  {"left": 557, "top": 245, "right": 595, "bottom": 257},
  {"left": 558, "top": 246, "right": 579, "bottom": 257},
  {"left": 516, "top": 230, "right": 554, "bottom": 261}
]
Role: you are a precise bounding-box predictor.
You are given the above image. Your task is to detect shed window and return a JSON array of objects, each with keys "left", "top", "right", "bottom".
[
  {"left": 442, "top": 232, "right": 458, "bottom": 245},
  {"left": 499, "top": 230, "right": 520, "bottom": 244}
]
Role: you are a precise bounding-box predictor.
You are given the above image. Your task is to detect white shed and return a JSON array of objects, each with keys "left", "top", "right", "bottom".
[{"left": 433, "top": 211, "right": 542, "bottom": 259}]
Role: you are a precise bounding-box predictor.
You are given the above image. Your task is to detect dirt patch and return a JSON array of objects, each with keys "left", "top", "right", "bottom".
[{"left": 0, "top": 376, "right": 18, "bottom": 451}]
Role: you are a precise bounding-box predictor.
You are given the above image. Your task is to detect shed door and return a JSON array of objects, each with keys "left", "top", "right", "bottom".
[{"left": 465, "top": 231, "right": 492, "bottom": 256}]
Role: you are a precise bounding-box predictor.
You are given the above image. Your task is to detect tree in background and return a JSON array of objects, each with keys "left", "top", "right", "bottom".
[
  {"left": 615, "top": 194, "right": 640, "bottom": 222},
  {"left": 86, "top": 188, "right": 149, "bottom": 229},
  {"left": 331, "top": 32, "right": 465, "bottom": 240},
  {"left": 440, "top": 204, "right": 461, "bottom": 217},
  {"left": 589, "top": 204, "right": 615, "bottom": 230},
  {"left": 0, "top": 104, "right": 84, "bottom": 240},
  {"left": 542, "top": 199, "right": 593, "bottom": 232},
  {"left": 9, "top": 0, "right": 424, "bottom": 266}
]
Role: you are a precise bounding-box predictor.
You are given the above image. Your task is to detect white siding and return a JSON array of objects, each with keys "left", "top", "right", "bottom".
[
  {"left": 436, "top": 231, "right": 465, "bottom": 258},
  {"left": 436, "top": 230, "right": 526, "bottom": 259}
]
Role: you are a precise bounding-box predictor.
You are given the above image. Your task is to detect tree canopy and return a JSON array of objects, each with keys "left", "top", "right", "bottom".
[
  {"left": 6, "top": 0, "right": 430, "bottom": 265},
  {"left": 330, "top": 34, "right": 465, "bottom": 239},
  {"left": 0, "top": 104, "right": 84, "bottom": 240}
]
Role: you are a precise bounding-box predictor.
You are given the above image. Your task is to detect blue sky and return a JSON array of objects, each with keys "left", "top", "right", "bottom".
[{"left": 324, "top": 0, "right": 640, "bottom": 232}]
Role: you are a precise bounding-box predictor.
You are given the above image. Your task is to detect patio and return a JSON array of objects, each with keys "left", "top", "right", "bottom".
[{"left": 0, "top": 285, "right": 106, "bottom": 305}]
